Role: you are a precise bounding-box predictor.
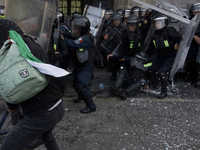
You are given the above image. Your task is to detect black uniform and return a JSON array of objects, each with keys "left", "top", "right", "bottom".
[
  {"left": 148, "top": 26, "right": 182, "bottom": 98},
  {"left": 65, "top": 16, "right": 96, "bottom": 113},
  {"left": 101, "top": 24, "right": 126, "bottom": 79},
  {"left": 185, "top": 23, "right": 200, "bottom": 83},
  {"left": 119, "top": 29, "right": 144, "bottom": 62},
  {"left": 138, "top": 16, "right": 150, "bottom": 37},
  {"left": 109, "top": 14, "right": 149, "bottom": 99}
]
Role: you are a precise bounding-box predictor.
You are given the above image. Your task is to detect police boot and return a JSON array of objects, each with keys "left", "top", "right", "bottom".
[
  {"left": 110, "top": 62, "right": 120, "bottom": 80},
  {"left": 109, "top": 67, "right": 127, "bottom": 96},
  {"left": 156, "top": 76, "right": 168, "bottom": 99},
  {"left": 195, "top": 64, "right": 200, "bottom": 89},
  {"left": 119, "top": 80, "right": 143, "bottom": 100},
  {"left": 80, "top": 97, "right": 96, "bottom": 113},
  {"left": 114, "top": 66, "right": 127, "bottom": 87}
]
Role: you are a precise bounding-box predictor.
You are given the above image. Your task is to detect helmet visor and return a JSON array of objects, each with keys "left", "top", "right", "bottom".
[
  {"left": 191, "top": 3, "right": 200, "bottom": 13},
  {"left": 71, "top": 23, "right": 81, "bottom": 38},
  {"left": 153, "top": 17, "right": 167, "bottom": 30},
  {"left": 132, "top": 8, "right": 140, "bottom": 17}
]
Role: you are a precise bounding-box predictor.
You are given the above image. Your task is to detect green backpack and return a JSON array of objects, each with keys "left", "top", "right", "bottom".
[{"left": 0, "top": 38, "right": 49, "bottom": 104}]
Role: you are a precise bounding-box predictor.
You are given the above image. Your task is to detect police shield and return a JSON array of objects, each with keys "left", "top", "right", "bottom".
[
  {"left": 83, "top": 4, "right": 105, "bottom": 45},
  {"left": 132, "top": 0, "right": 200, "bottom": 81},
  {"left": 4, "top": 0, "right": 56, "bottom": 54}
]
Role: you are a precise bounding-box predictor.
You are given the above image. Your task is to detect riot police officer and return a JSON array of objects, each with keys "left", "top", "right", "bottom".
[
  {"left": 131, "top": 6, "right": 150, "bottom": 38},
  {"left": 102, "top": 9, "right": 113, "bottom": 31},
  {"left": 71, "top": 12, "right": 81, "bottom": 22},
  {"left": 109, "top": 14, "right": 147, "bottom": 99},
  {"left": 186, "top": 3, "right": 200, "bottom": 88},
  {"left": 147, "top": 15, "right": 182, "bottom": 99},
  {"left": 0, "top": 5, "right": 4, "bottom": 19},
  {"left": 64, "top": 16, "right": 96, "bottom": 113},
  {"left": 52, "top": 11, "right": 69, "bottom": 69},
  {"left": 101, "top": 12, "right": 126, "bottom": 80}
]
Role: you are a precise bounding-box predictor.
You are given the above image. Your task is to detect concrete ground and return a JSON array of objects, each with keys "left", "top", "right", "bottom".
[{"left": 0, "top": 67, "right": 200, "bottom": 150}]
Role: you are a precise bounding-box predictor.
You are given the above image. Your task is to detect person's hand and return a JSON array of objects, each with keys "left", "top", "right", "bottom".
[
  {"left": 55, "top": 51, "right": 59, "bottom": 54},
  {"left": 5, "top": 105, "right": 15, "bottom": 113},
  {"left": 174, "top": 44, "right": 179, "bottom": 50},
  {"left": 60, "top": 30, "right": 64, "bottom": 34},
  {"left": 119, "top": 58, "right": 125, "bottom": 61},
  {"left": 104, "top": 34, "right": 109, "bottom": 40},
  {"left": 194, "top": 35, "right": 200, "bottom": 45},
  {"left": 107, "top": 54, "right": 113, "bottom": 60}
]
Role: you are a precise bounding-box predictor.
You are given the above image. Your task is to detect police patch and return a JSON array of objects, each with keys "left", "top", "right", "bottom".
[
  {"left": 74, "top": 39, "right": 80, "bottom": 44},
  {"left": 79, "top": 38, "right": 83, "bottom": 42}
]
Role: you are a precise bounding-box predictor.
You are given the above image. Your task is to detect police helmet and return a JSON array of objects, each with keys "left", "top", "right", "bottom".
[
  {"left": 116, "top": 9, "right": 124, "bottom": 16},
  {"left": 71, "top": 15, "right": 90, "bottom": 38},
  {"left": 53, "top": 11, "right": 64, "bottom": 29},
  {"left": 124, "top": 9, "right": 131, "bottom": 18},
  {"left": 141, "top": 8, "right": 147, "bottom": 17},
  {"left": 153, "top": 15, "right": 168, "bottom": 30},
  {"left": 105, "top": 9, "right": 113, "bottom": 15},
  {"left": 191, "top": 3, "right": 200, "bottom": 15},
  {"left": 71, "top": 12, "right": 81, "bottom": 21},
  {"left": 105, "top": 9, "right": 113, "bottom": 21},
  {"left": 58, "top": 11, "right": 64, "bottom": 24},
  {"left": 126, "top": 14, "right": 139, "bottom": 26},
  {"left": 110, "top": 12, "right": 122, "bottom": 27},
  {"left": 116, "top": 9, "right": 125, "bottom": 21},
  {"left": 56, "top": 11, "right": 64, "bottom": 23},
  {"left": 0, "top": 5, "right": 4, "bottom": 16},
  {"left": 131, "top": 6, "right": 141, "bottom": 17}
]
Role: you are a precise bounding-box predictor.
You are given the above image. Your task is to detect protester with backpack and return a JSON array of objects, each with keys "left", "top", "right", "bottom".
[{"left": 0, "top": 19, "right": 68, "bottom": 150}]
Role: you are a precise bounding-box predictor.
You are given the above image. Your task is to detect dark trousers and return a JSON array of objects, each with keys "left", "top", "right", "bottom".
[
  {"left": 149, "top": 55, "right": 174, "bottom": 76},
  {"left": 73, "top": 63, "right": 96, "bottom": 109},
  {"left": 1, "top": 103, "right": 64, "bottom": 150}
]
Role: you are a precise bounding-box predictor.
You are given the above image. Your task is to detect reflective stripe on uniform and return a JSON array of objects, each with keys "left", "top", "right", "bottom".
[
  {"left": 79, "top": 48, "right": 83, "bottom": 51},
  {"left": 143, "top": 62, "right": 153, "bottom": 67},
  {"left": 54, "top": 44, "right": 57, "bottom": 51},
  {"left": 138, "top": 42, "right": 141, "bottom": 47},
  {"left": 130, "top": 41, "right": 133, "bottom": 49},
  {"left": 153, "top": 40, "right": 157, "bottom": 49},
  {"left": 130, "top": 41, "right": 141, "bottom": 49},
  {"left": 164, "top": 40, "right": 169, "bottom": 47},
  {"left": 153, "top": 40, "right": 169, "bottom": 48}
]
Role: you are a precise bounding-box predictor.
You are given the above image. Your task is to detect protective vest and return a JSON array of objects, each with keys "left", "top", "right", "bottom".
[
  {"left": 75, "top": 33, "right": 94, "bottom": 66},
  {"left": 128, "top": 32, "right": 142, "bottom": 50},
  {"left": 152, "top": 27, "right": 175, "bottom": 50},
  {"left": 114, "top": 25, "right": 126, "bottom": 37},
  {"left": 124, "top": 30, "right": 142, "bottom": 56}
]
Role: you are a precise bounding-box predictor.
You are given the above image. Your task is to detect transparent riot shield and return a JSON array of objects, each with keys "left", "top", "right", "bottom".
[
  {"left": 132, "top": 0, "right": 200, "bottom": 81},
  {"left": 41, "top": 0, "right": 60, "bottom": 11},
  {"left": 83, "top": 4, "right": 105, "bottom": 45},
  {"left": 4, "top": 0, "right": 56, "bottom": 54},
  {"left": 170, "top": 13, "right": 200, "bottom": 80}
]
